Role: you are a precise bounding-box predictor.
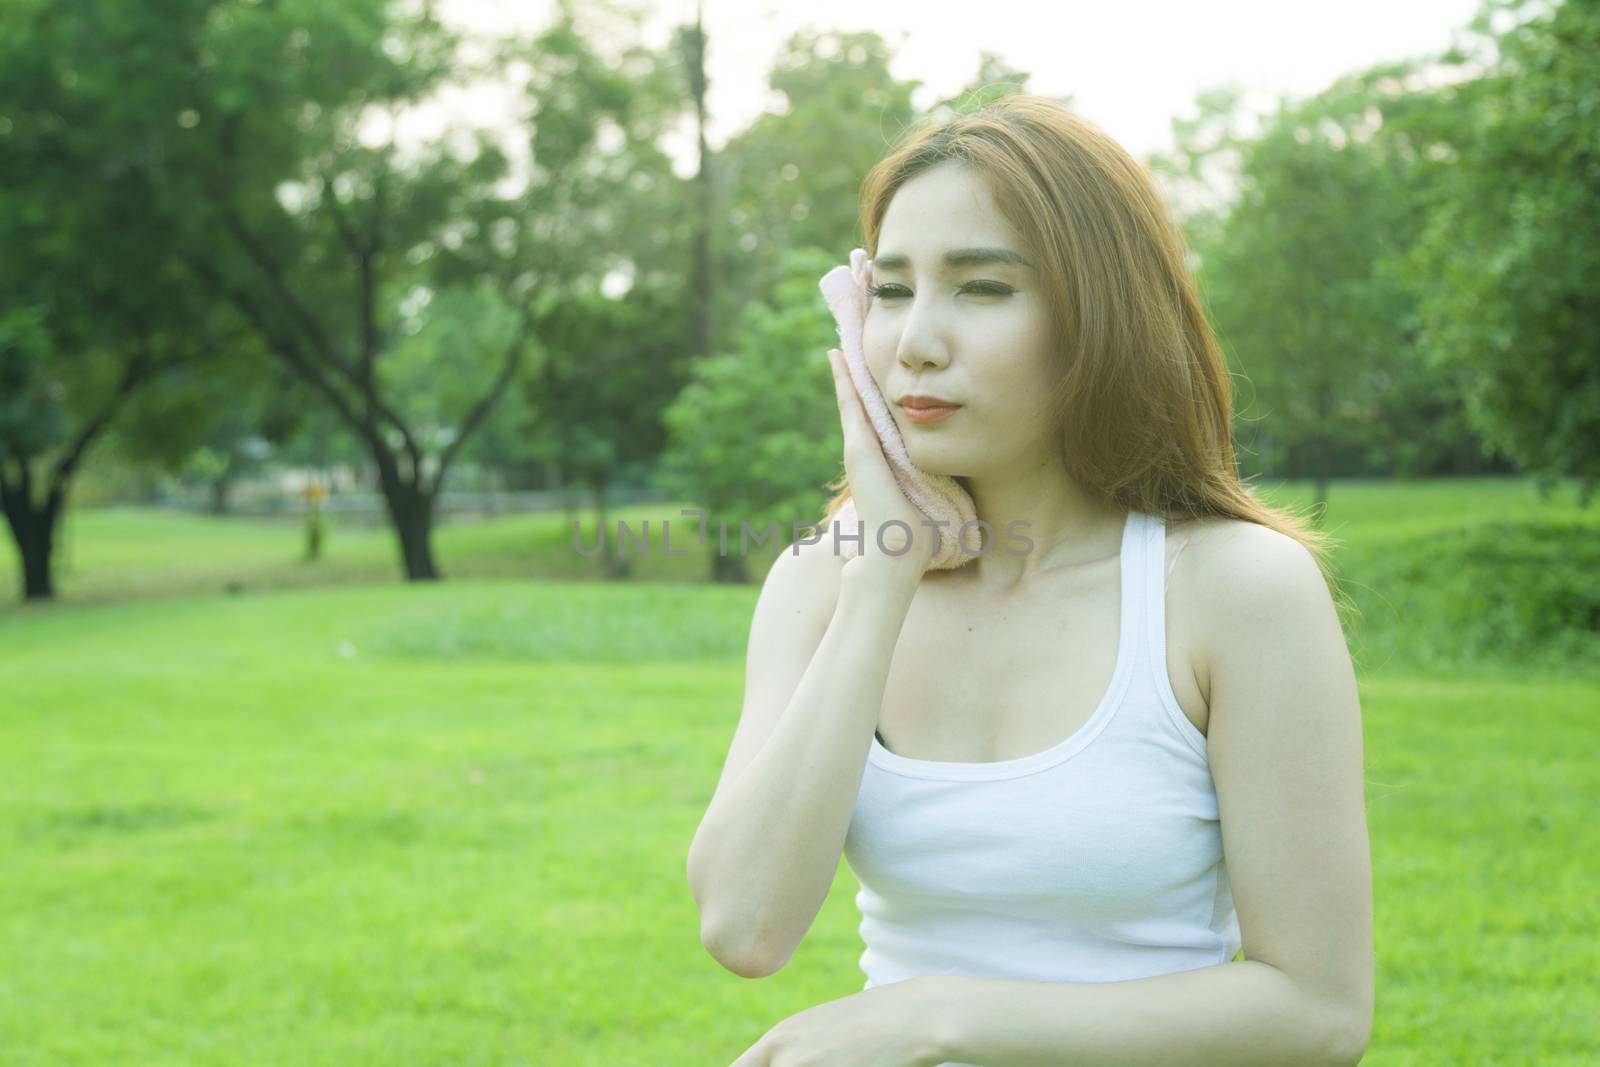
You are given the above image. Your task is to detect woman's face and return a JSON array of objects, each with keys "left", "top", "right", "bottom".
[{"left": 863, "top": 161, "right": 1056, "bottom": 478}]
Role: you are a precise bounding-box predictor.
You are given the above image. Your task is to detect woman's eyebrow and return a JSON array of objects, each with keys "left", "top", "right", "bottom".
[{"left": 873, "top": 247, "right": 1032, "bottom": 272}]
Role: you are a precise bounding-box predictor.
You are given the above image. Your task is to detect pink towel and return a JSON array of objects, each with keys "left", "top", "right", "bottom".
[{"left": 819, "top": 247, "right": 979, "bottom": 570}]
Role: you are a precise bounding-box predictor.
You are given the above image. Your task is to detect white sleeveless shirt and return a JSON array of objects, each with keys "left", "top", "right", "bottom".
[{"left": 843, "top": 508, "right": 1242, "bottom": 1008}]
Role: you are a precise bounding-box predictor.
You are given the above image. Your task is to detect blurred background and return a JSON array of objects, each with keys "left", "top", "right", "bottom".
[{"left": 1, "top": 0, "right": 1594, "bottom": 1062}]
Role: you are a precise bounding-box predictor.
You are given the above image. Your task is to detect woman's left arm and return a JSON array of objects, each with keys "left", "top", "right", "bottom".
[{"left": 921, "top": 525, "right": 1375, "bottom": 1066}]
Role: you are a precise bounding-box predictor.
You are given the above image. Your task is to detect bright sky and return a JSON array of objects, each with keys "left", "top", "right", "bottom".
[{"left": 428, "top": 0, "right": 1490, "bottom": 178}]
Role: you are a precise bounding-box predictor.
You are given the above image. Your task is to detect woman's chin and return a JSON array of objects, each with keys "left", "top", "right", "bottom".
[{"left": 902, "top": 442, "right": 965, "bottom": 478}]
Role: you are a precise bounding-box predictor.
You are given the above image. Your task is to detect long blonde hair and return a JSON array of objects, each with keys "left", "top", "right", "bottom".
[{"left": 819, "top": 93, "right": 1352, "bottom": 616}]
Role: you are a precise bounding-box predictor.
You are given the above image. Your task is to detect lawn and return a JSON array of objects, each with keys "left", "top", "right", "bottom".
[{"left": 1, "top": 476, "right": 1595, "bottom": 1064}]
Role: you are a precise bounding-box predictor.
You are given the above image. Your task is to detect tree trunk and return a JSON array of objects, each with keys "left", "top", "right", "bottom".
[
  {"left": 592, "top": 475, "right": 632, "bottom": 580},
  {"left": 373, "top": 448, "right": 440, "bottom": 580},
  {"left": 1, "top": 355, "right": 153, "bottom": 602},
  {"left": 209, "top": 460, "right": 235, "bottom": 515},
  {"left": 2, "top": 490, "right": 60, "bottom": 601},
  {"left": 1283, "top": 439, "right": 1301, "bottom": 482},
  {"left": 711, "top": 550, "right": 748, "bottom": 584},
  {"left": 1318, "top": 435, "right": 1331, "bottom": 531},
  {"left": 393, "top": 499, "right": 438, "bottom": 579},
  {"left": 562, "top": 465, "right": 577, "bottom": 531},
  {"left": 685, "top": 3, "right": 718, "bottom": 362},
  {"left": 0, "top": 455, "right": 65, "bottom": 601},
  {"left": 485, "top": 467, "right": 501, "bottom": 518},
  {"left": 705, "top": 501, "right": 749, "bottom": 584},
  {"left": 17, "top": 504, "right": 57, "bottom": 601}
]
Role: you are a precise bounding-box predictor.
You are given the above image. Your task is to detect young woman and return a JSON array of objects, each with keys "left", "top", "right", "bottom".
[{"left": 687, "top": 93, "right": 1373, "bottom": 1067}]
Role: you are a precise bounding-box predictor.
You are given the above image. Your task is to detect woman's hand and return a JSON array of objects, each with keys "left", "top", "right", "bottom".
[
  {"left": 726, "top": 976, "right": 948, "bottom": 1067},
  {"left": 826, "top": 347, "right": 937, "bottom": 578}
]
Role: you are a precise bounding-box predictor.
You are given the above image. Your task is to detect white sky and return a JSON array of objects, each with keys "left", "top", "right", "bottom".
[{"left": 425, "top": 0, "right": 1491, "bottom": 178}]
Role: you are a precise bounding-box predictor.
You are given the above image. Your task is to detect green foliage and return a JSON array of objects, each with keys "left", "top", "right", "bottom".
[
  {"left": 676, "top": 41, "right": 1043, "bottom": 532},
  {"left": 1347, "top": 518, "right": 1600, "bottom": 675},
  {"left": 1187, "top": 83, "right": 1442, "bottom": 491},
  {"left": 653, "top": 246, "right": 848, "bottom": 539},
  {"left": 1397, "top": 0, "right": 1600, "bottom": 501},
  {"left": 924, "top": 51, "right": 1038, "bottom": 120},
  {"left": 0, "top": 0, "right": 242, "bottom": 525},
  {"left": 0, "top": 307, "right": 67, "bottom": 462},
  {"left": 0, "top": 0, "right": 710, "bottom": 590},
  {"left": 9, "top": 1, "right": 685, "bottom": 455},
  {"left": 496, "top": 284, "right": 693, "bottom": 493},
  {"left": 1168, "top": 0, "right": 1598, "bottom": 496},
  {"left": 377, "top": 280, "right": 531, "bottom": 449},
  {"left": 712, "top": 29, "right": 921, "bottom": 328}
]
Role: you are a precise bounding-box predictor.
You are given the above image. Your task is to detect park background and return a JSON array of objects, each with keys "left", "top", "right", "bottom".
[{"left": 1, "top": 0, "right": 1595, "bottom": 1063}]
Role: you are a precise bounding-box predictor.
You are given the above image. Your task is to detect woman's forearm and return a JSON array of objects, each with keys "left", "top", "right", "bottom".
[
  {"left": 921, "top": 960, "right": 1367, "bottom": 1067},
  {"left": 690, "top": 558, "right": 920, "bottom": 977}
]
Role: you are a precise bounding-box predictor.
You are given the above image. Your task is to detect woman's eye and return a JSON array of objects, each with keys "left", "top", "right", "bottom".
[{"left": 865, "top": 282, "right": 1013, "bottom": 300}]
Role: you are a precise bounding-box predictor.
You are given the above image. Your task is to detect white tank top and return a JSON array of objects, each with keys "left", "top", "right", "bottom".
[{"left": 843, "top": 508, "right": 1242, "bottom": 1006}]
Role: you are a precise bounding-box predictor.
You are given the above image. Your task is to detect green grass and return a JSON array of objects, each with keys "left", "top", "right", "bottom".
[
  {"left": 1, "top": 500, "right": 788, "bottom": 608},
  {"left": 12, "top": 476, "right": 1599, "bottom": 680},
  {"left": 0, "top": 581, "right": 755, "bottom": 1065},
  {"left": 1, "top": 476, "right": 1597, "bottom": 1064}
]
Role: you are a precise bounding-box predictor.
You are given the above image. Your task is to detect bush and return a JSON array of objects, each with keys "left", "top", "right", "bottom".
[{"left": 1346, "top": 519, "right": 1600, "bottom": 676}]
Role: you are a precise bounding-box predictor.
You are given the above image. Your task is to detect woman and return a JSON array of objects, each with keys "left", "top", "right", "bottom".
[{"left": 686, "top": 94, "right": 1373, "bottom": 1067}]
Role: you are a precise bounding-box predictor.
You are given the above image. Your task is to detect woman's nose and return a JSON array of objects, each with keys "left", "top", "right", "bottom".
[
  {"left": 896, "top": 334, "right": 951, "bottom": 371},
  {"left": 892, "top": 310, "right": 951, "bottom": 371}
]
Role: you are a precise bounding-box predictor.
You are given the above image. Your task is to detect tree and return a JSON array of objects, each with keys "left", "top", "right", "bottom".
[
  {"left": 14, "top": 0, "right": 693, "bottom": 583},
  {"left": 712, "top": 28, "right": 921, "bottom": 334},
  {"left": 116, "top": 353, "right": 312, "bottom": 515},
  {"left": 1176, "top": 82, "right": 1436, "bottom": 507},
  {"left": 523, "top": 283, "right": 695, "bottom": 577},
  {"left": 457, "top": 10, "right": 705, "bottom": 544},
  {"left": 0, "top": 306, "right": 190, "bottom": 601},
  {"left": 1396, "top": 0, "right": 1600, "bottom": 502},
  {"left": 675, "top": 1, "right": 719, "bottom": 363},
  {"left": 654, "top": 246, "right": 849, "bottom": 583},
  {"left": 655, "top": 44, "right": 1032, "bottom": 583},
  {"left": 0, "top": 0, "right": 243, "bottom": 599}
]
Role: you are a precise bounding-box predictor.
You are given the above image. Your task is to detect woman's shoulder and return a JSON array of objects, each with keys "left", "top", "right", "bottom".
[
  {"left": 1170, "top": 515, "right": 1325, "bottom": 606},
  {"left": 758, "top": 524, "right": 852, "bottom": 610},
  {"left": 1166, "top": 515, "right": 1331, "bottom": 692},
  {"left": 1166, "top": 514, "right": 1312, "bottom": 570}
]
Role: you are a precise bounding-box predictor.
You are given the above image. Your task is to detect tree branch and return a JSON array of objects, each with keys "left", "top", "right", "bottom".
[
  {"left": 360, "top": 129, "right": 394, "bottom": 396},
  {"left": 213, "top": 195, "right": 353, "bottom": 376},
  {"left": 315, "top": 170, "right": 380, "bottom": 395},
  {"left": 178, "top": 249, "right": 379, "bottom": 451},
  {"left": 428, "top": 300, "right": 538, "bottom": 496},
  {"left": 0, "top": 432, "right": 31, "bottom": 511},
  {"left": 207, "top": 192, "right": 425, "bottom": 473},
  {"left": 318, "top": 170, "right": 371, "bottom": 260},
  {"left": 368, "top": 126, "right": 390, "bottom": 258},
  {"left": 44, "top": 345, "right": 162, "bottom": 507}
]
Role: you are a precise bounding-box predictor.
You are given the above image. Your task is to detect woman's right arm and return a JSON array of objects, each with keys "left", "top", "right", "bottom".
[{"left": 686, "top": 541, "right": 921, "bottom": 979}]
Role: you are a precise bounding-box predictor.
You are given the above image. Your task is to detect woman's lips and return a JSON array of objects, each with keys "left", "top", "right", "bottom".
[{"left": 900, "top": 403, "right": 961, "bottom": 425}]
